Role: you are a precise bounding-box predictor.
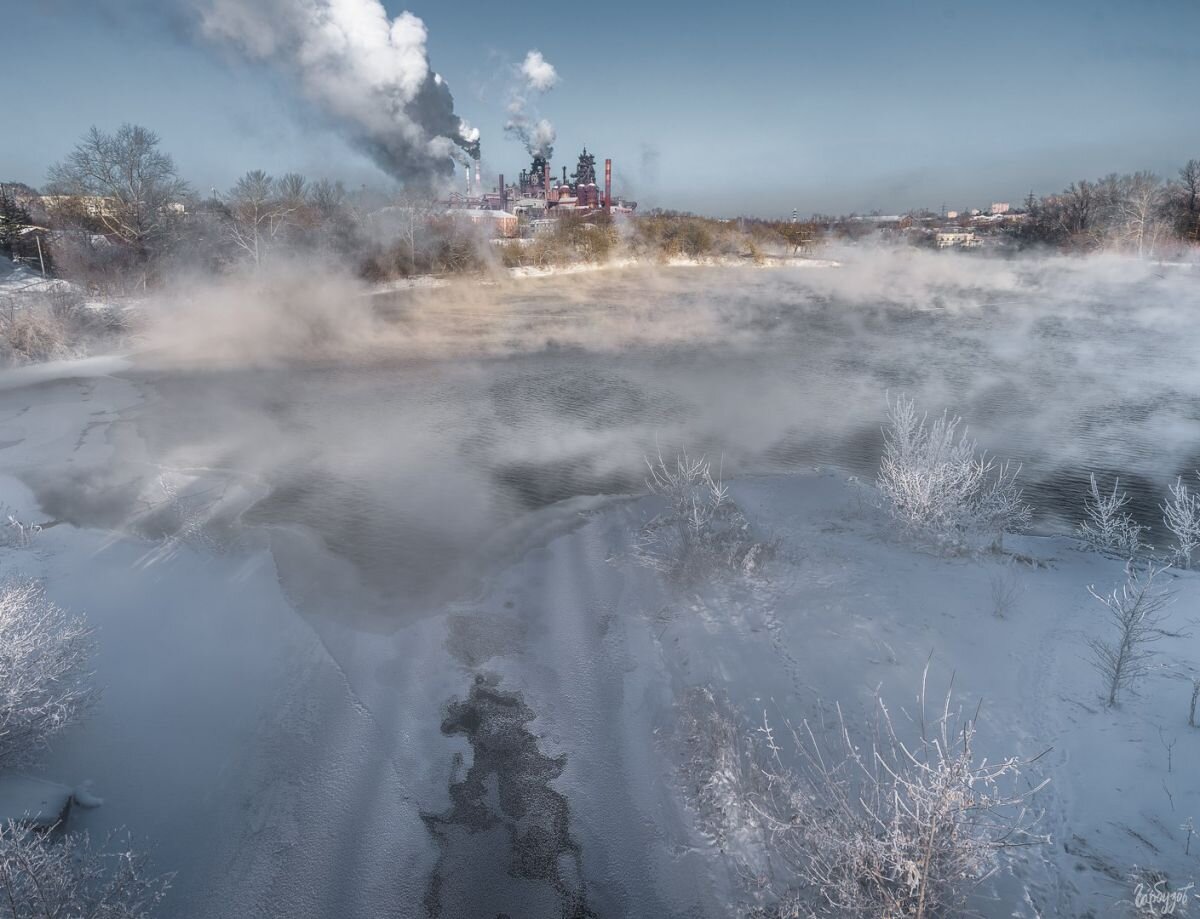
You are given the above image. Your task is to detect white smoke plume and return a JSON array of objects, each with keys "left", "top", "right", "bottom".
[
  {"left": 520, "top": 50, "right": 558, "bottom": 92},
  {"left": 505, "top": 49, "right": 559, "bottom": 159},
  {"left": 193, "top": 0, "right": 480, "bottom": 184}
]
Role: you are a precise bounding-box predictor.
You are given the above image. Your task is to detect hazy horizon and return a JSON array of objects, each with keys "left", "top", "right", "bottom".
[{"left": 4, "top": 0, "right": 1198, "bottom": 217}]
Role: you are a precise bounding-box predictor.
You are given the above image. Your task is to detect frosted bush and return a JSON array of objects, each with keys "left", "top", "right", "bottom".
[
  {"left": 1161, "top": 474, "right": 1200, "bottom": 569},
  {"left": 2, "top": 505, "right": 42, "bottom": 548},
  {"left": 745, "top": 674, "right": 1048, "bottom": 918},
  {"left": 878, "top": 394, "right": 1030, "bottom": 549},
  {"left": 634, "top": 450, "right": 770, "bottom": 580},
  {"left": 1078, "top": 473, "right": 1146, "bottom": 558},
  {"left": 0, "top": 579, "right": 95, "bottom": 768},
  {"left": 1087, "top": 563, "right": 1174, "bottom": 706},
  {"left": 0, "top": 820, "right": 169, "bottom": 919}
]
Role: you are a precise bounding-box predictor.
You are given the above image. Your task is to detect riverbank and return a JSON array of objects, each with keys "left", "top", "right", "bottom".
[{"left": 2, "top": 353, "right": 1198, "bottom": 916}]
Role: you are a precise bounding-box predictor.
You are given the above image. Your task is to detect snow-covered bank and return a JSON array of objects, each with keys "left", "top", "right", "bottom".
[
  {"left": 3, "top": 334, "right": 1198, "bottom": 916},
  {"left": 0, "top": 375, "right": 441, "bottom": 917},
  {"left": 449, "top": 471, "right": 1200, "bottom": 917}
]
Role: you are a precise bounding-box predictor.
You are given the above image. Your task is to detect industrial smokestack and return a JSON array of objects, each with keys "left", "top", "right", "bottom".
[
  {"left": 499, "top": 173, "right": 506, "bottom": 213},
  {"left": 474, "top": 157, "right": 481, "bottom": 195},
  {"left": 604, "top": 158, "right": 612, "bottom": 213}
]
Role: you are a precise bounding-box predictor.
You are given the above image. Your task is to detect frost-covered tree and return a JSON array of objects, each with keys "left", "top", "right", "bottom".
[
  {"left": 224, "top": 171, "right": 298, "bottom": 267},
  {"left": 1161, "top": 474, "right": 1200, "bottom": 569},
  {"left": 634, "top": 450, "right": 769, "bottom": 580},
  {"left": 0, "top": 821, "right": 169, "bottom": 919},
  {"left": 0, "top": 579, "right": 95, "bottom": 768},
  {"left": 1087, "top": 564, "right": 1174, "bottom": 707},
  {"left": 745, "top": 672, "right": 1047, "bottom": 918},
  {"left": 1078, "top": 473, "right": 1146, "bottom": 559},
  {"left": 46, "top": 124, "right": 187, "bottom": 260},
  {"left": 878, "top": 394, "right": 1029, "bottom": 548}
]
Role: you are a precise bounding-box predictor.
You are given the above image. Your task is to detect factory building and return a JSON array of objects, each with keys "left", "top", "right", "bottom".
[{"left": 448, "top": 146, "right": 636, "bottom": 232}]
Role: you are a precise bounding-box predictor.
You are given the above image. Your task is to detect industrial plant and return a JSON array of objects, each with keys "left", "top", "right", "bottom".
[{"left": 447, "top": 145, "right": 637, "bottom": 236}]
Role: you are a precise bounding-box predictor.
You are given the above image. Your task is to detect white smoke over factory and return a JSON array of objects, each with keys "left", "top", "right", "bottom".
[
  {"left": 193, "top": 0, "right": 479, "bottom": 185},
  {"left": 505, "top": 49, "right": 559, "bottom": 160},
  {"left": 520, "top": 50, "right": 559, "bottom": 92}
]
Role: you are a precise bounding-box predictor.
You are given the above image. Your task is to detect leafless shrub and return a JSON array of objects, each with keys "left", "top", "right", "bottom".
[
  {"left": 2, "top": 505, "right": 42, "bottom": 549},
  {"left": 0, "top": 579, "right": 96, "bottom": 768},
  {"left": 988, "top": 562, "right": 1024, "bottom": 618},
  {"left": 1078, "top": 473, "right": 1146, "bottom": 559},
  {"left": 0, "top": 820, "right": 169, "bottom": 919},
  {"left": 634, "top": 450, "right": 772, "bottom": 581},
  {"left": 1162, "top": 474, "right": 1200, "bottom": 570},
  {"left": 0, "top": 303, "right": 75, "bottom": 366},
  {"left": 1087, "top": 563, "right": 1175, "bottom": 707},
  {"left": 878, "top": 394, "right": 1030, "bottom": 552},
  {"left": 677, "top": 687, "right": 770, "bottom": 867},
  {"left": 745, "top": 670, "right": 1048, "bottom": 918},
  {"left": 1188, "top": 677, "right": 1199, "bottom": 729}
]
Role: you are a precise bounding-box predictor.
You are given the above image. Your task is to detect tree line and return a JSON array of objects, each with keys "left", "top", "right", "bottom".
[
  {"left": 3, "top": 123, "right": 490, "bottom": 294},
  {"left": 1017, "top": 163, "right": 1200, "bottom": 254}
]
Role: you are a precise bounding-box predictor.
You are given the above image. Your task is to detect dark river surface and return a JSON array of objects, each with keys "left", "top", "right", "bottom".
[{"left": 130, "top": 258, "right": 1200, "bottom": 618}]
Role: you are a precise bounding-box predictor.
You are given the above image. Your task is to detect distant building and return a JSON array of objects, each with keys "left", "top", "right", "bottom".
[
  {"left": 446, "top": 208, "right": 519, "bottom": 238},
  {"left": 946, "top": 210, "right": 958, "bottom": 219},
  {"left": 936, "top": 230, "right": 980, "bottom": 249},
  {"left": 990, "top": 202, "right": 1010, "bottom": 215}
]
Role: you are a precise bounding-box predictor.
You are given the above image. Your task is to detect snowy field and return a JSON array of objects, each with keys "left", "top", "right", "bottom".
[{"left": 3, "top": 254, "right": 1200, "bottom": 917}]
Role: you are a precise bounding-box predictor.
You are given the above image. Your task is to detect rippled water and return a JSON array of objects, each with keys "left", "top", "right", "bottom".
[{"left": 133, "top": 258, "right": 1200, "bottom": 615}]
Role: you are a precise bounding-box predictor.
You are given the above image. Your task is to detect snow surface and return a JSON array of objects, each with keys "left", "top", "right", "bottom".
[
  {"left": 1, "top": 352, "right": 1198, "bottom": 917},
  {"left": 0, "top": 259, "right": 71, "bottom": 296}
]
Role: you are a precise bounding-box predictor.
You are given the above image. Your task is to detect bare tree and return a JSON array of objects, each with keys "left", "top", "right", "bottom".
[
  {"left": 391, "top": 190, "right": 440, "bottom": 275},
  {"left": 225, "top": 171, "right": 295, "bottom": 267},
  {"left": 1116, "top": 172, "right": 1166, "bottom": 258},
  {"left": 46, "top": 124, "right": 188, "bottom": 260},
  {"left": 878, "top": 394, "right": 1029, "bottom": 549},
  {"left": 1189, "top": 677, "right": 1200, "bottom": 729},
  {"left": 745, "top": 671, "right": 1047, "bottom": 918},
  {"left": 0, "top": 579, "right": 95, "bottom": 768},
  {"left": 1087, "top": 563, "right": 1175, "bottom": 706},
  {"left": 1170, "top": 159, "right": 1200, "bottom": 241},
  {"left": 1078, "top": 473, "right": 1145, "bottom": 558},
  {"left": 1162, "top": 474, "right": 1200, "bottom": 569},
  {"left": 307, "top": 179, "right": 358, "bottom": 257},
  {"left": 0, "top": 820, "right": 169, "bottom": 919}
]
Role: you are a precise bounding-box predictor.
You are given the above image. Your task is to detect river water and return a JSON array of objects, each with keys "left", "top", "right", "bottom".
[{"left": 129, "top": 256, "right": 1200, "bottom": 619}]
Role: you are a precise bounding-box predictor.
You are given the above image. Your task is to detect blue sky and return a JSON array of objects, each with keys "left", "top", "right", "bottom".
[{"left": 6, "top": 0, "right": 1198, "bottom": 216}]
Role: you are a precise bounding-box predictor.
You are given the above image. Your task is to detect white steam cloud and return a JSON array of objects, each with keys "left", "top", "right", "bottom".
[
  {"left": 520, "top": 50, "right": 559, "bottom": 92},
  {"left": 505, "top": 49, "right": 559, "bottom": 159},
  {"left": 194, "top": 0, "right": 480, "bottom": 183}
]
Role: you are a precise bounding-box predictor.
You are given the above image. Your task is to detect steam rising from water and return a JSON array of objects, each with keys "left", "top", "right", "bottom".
[
  {"left": 194, "top": 0, "right": 478, "bottom": 184},
  {"left": 94, "top": 248, "right": 1200, "bottom": 617}
]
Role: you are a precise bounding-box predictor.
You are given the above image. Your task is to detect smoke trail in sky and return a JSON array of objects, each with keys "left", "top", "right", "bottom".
[{"left": 194, "top": 0, "right": 479, "bottom": 185}]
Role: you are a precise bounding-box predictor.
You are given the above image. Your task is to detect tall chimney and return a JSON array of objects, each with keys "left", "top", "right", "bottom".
[
  {"left": 604, "top": 158, "right": 612, "bottom": 213},
  {"left": 499, "top": 173, "right": 506, "bottom": 213},
  {"left": 545, "top": 158, "right": 552, "bottom": 203},
  {"left": 474, "top": 157, "right": 481, "bottom": 196}
]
